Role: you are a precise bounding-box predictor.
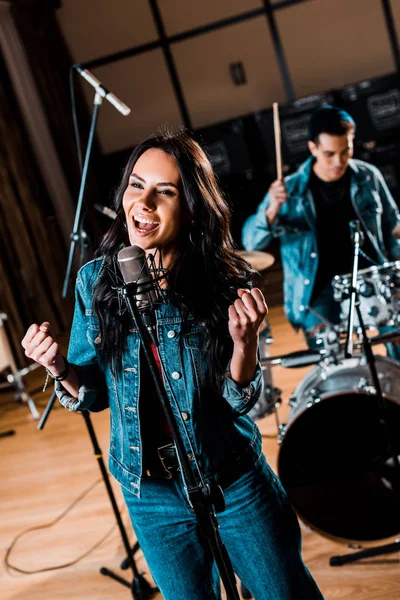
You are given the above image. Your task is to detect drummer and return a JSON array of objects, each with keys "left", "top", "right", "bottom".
[{"left": 242, "top": 105, "right": 400, "bottom": 356}]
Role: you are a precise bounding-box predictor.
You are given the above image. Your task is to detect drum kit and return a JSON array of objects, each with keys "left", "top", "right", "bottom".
[
  {"left": 332, "top": 260, "right": 400, "bottom": 329},
  {"left": 240, "top": 250, "right": 400, "bottom": 549}
]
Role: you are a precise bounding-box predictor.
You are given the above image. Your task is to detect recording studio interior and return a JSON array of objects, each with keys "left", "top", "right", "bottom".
[{"left": 2, "top": 1, "right": 400, "bottom": 599}]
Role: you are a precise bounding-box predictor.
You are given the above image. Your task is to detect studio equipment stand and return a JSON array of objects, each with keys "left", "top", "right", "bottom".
[
  {"left": 0, "top": 312, "right": 40, "bottom": 424},
  {"left": 330, "top": 220, "right": 400, "bottom": 566},
  {"left": 37, "top": 70, "right": 157, "bottom": 598}
]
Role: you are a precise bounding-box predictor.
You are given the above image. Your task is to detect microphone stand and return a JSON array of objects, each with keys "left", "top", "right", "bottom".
[
  {"left": 37, "top": 87, "right": 155, "bottom": 597},
  {"left": 38, "top": 87, "right": 103, "bottom": 431},
  {"left": 83, "top": 412, "right": 157, "bottom": 599},
  {"left": 39, "top": 70, "right": 127, "bottom": 424},
  {"left": 330, "top": 220, "right": 400, "bottom": 566},
  {"left": 62, "top": 91, "right": 102, "bottom": 300},
  {"left": 37, "top": 86, "right": 101, "bottom": 429},
  {"left": 120, "top": 284, "right": 241, "bottom": 600}
]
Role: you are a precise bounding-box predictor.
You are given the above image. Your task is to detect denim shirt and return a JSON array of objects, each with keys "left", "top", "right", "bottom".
[
  {"left": 55, "top": 258, "right": 263, "bottom": 497},
  {"left": 242, "top": 157, "right": 400, "bottom": 329}
]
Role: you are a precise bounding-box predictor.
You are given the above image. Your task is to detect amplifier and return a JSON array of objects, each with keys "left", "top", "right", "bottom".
[
  {"left": 356, "top": 143, "right": 400, "bottom": 206},
  {"left": 195, "top": 117, "right": 270, "bottom": 246},
  {"left": 255, "top": 91, "right": 338, "bottom": 168},
  {"left": 339, "top": 73, "right": 400, "bottom": 145},
  {"left": 195, "top": 116, "right": 257, "bottom": 180}
]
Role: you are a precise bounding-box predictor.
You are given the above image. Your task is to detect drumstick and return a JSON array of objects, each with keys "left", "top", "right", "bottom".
[{"left": 273, "top": 102, "right": 283, "bottom": 181}]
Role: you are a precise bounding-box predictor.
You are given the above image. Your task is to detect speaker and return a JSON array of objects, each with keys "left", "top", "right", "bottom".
[
  {"left": 195, "top": 116, "right": 268, "bottom": 247},
  {"left": 339, "top": 72, "right": 400, "bottom": 146},
  {"left": 195, "top": 116, "right": 259, "bottom": 180},
  {"left": 254, "top": 91, "right": 338, "bottom": 171},
  {"left": 356, "top": 143, "right": 400, "bottom": 207}
]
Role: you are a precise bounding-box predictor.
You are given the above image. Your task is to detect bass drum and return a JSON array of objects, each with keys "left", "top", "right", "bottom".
[{"left": 278, "top": 355, "right": 400, "bottom": 542}]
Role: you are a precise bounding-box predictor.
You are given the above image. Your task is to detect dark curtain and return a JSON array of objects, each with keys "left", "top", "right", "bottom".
[{"left": 0, "top": 48, "right": 72, "bottom": 368}]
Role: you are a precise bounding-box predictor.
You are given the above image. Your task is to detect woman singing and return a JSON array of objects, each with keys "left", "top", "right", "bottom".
[{"left": 22, "top": 131, "right": 323, "bottom": 599}]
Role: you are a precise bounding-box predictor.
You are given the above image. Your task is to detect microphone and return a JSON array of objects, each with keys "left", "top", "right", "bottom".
[
  {"left": 73, "top": 64, "right": 131, "bottom": 116},
  {"left": 117, "top": 245, "right": 158, "bottom": 341},
  {"left": 94, "top": 204, "right": 117, "bottom": 220}
]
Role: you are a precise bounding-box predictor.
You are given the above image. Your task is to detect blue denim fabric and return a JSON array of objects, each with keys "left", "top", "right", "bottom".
[
  {"left": 242, "top": 157, "right": 400, "bottom": 330},
  {"left": 55, "top": 258, "right": 264, "bottom": 497},
  {"left": 122, "top": 453, "right": 324, "bottom": 600}
]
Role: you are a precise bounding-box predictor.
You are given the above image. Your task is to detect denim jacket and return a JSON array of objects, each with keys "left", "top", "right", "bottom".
[
  {"left": 56, "top": 258, "right": 263, "bottom": 497},
  {"left": 242, "top": 157, "right": 400, "bottom": 329}
]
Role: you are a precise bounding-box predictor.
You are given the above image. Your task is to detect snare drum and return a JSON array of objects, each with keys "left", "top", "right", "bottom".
[{"left": 332, "top": 261, "right": 400, "bottom": 330}]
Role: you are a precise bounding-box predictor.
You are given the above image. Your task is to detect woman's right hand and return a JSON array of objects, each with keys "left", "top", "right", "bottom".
[{"left": 21, "top": 321, "right": 65, "bottom": 376}]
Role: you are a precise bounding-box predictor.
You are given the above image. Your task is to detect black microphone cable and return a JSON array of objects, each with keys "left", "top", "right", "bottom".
[
  {"left": 69, "top": 66, "right": 83, "bottom": 175},
  {"left": 3, "top": 479, "right": 129, "bottom": 575}
]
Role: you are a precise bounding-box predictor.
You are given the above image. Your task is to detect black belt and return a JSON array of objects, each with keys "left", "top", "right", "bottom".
[{"left": 144, "top": 443, "right": 180, "bottom": 480}]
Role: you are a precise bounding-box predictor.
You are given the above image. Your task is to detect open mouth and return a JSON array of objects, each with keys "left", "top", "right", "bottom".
[{"left": 133, "top": 215, "right": 160, "bottom": 236}]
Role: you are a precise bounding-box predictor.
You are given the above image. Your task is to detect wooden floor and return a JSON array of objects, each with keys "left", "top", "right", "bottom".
[{"left": 1, "top": 306, "right": 399, "bottom": 600}]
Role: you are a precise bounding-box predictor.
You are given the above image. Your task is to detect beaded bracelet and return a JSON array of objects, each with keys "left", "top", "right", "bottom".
[{"left": 43, "top": 358, "right": 69, "bottom": 392}]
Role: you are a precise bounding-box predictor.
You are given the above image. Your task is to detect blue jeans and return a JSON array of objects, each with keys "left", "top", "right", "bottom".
[{"left": 122, "top": 454, "right": 324, "bottom": 599}]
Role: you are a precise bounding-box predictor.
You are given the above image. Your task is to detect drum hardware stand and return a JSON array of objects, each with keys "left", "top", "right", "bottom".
[
  {"left": 330, "top": 220, "right": 400, "bottom": 566},
  {"left": 256, "top": 325, "right": 283, "bottom": 437},
  {"left": 304, "top": 306, "right": 343, "bottom": 360},
  {"left": 258, "top": 389, "right": 283, "bottom": 440},
  {"left": 270, "top": 392, "right": 283, "bottom": 438},
  {"left": 261, "top": 346, "right": 327, "bottom": 445},
  {"left": 330, "top": 538, "right": 400, "bottom": 566},
  {"left": 0, "top": 431, "right": 16, "bottom": 439},
  {"left": 37, "top": 83, "right": 157, "bottom": 598}
]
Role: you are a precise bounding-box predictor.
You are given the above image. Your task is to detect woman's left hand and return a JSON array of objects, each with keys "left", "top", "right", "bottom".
[{"left": 228, "top": 288, "right": 268, "bottom": 348}]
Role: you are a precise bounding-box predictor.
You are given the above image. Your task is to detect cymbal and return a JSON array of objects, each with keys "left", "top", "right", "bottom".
[{"left": 237, "top": 250, "right": 275, "bottom": 271}]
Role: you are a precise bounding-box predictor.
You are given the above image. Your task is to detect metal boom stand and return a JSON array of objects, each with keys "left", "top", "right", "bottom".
[
  {"left": 37, "top": 76, "right": 157, "bottom": 597},
  {"left": 330, "top": 220, "right": 400, "bottom": 566}
]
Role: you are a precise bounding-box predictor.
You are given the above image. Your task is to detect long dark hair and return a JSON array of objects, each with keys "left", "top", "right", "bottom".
[{"left": 92, "top": 130, "right": 256, "bottom": 390}]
